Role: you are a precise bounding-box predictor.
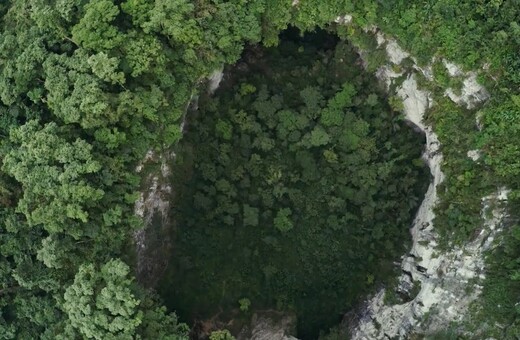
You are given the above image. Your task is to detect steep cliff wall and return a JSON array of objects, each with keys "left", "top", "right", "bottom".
[
  {"left": 348, "top": 29, "right": 501, "bottom": 340},
  {"left": 132, "top": 20, "right": 499, "bottom": 338}
]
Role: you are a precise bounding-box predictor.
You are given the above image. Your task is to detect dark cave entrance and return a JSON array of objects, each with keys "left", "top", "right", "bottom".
[{"left": 161, "top": 27, "right": 429, "bottom": 340}]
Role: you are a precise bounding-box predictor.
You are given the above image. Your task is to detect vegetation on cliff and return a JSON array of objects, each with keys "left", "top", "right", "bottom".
[
  {"left": 0, "top": 0, "right": 520, "bottom": 338},
  {"left": 164, "top": 30, "right": 427, "bottom": 338}
]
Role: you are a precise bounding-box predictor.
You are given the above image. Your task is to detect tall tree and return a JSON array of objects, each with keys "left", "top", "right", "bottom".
[{"left": 2, "top": 120, "right": 103, "bottom": 237}]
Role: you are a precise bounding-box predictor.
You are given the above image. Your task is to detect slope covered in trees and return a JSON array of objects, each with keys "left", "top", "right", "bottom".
[
  {"left": 0, "top": 0, "right": 265, "bottom": 338},
  {"left": 163, "top": 29, "right": 428, "bottom": 338},
  {"left": 1, "top": 0, "right": 520, "bottom": 338}
]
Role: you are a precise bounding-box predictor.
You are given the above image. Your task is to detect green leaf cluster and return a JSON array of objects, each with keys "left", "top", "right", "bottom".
[{"left": 166, "top": 34, "right": 427, "bottom": 337}]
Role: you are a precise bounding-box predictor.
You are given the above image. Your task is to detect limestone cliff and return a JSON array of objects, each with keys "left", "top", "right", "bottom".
[{"left": 347, "top": 27, "right": 503, "bottom": 340}]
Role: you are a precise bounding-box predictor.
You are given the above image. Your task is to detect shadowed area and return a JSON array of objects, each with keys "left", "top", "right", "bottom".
[{"left": 161, "top": 28, "right": 429, "bottom": 339}]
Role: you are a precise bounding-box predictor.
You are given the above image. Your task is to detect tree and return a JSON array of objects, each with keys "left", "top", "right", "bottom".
[
  {"left": 320, "top": 83, "right": 356, "bottom": 126},
  {"left": 216, "top": 119, "right": 233, "bottom": 140},
  {"left": 71, "top": 0, "right": 124, "bottom": 51},
  {"left": 210, "top": 329, "right": 235, "bottom": 340},
  {"left": 238, "top": 297, "right": 251, "bottom": 312},
  {"left": 63, "top": 259, "right": 142, "bottom": 339},
  {"left": 243, "top": 204, "right": 259, "bottom": 227},
  {"left": 274, "top": 208, "right": 294, "bottom": 233},
  {"left": 43, "top": 53, "right": 119, "bottom": 129},
  {"left": 137, "top": 296, "right": 189, "bottom": 340},
  {"left": 36, "top": 235, "right": 74, "bottom": 269},
  {"left": 87, "top": 52, "right": 125, "bottom": 85},
  {"left": 308, "top": 126, "right": 331, "bottom": 147},
  {"left": 300, "top": 86, "right": 324, "bottom": 119},
  {"left": 167, "top": 32, "right": 428, "bottom": 338},
  {"left": 2, "top": 120, "right": 103, "bottom": 237}
]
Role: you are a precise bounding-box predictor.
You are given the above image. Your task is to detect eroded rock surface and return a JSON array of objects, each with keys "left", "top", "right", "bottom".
[
  {"left": 134, "top": 149, "right": 174, "bottom": 288},
  {"left": 208, "top": 68, "right": 224, "bottom": 94},
  {"left": 237, "top": 312, "right": 298, "bottom": 340},
  {"left": 445, "top": 72, "right": 489, "bottom": 109},
  {"left": 349, "top": 29, "right": 499, "bottom": 340},
  {"left": 134, "top": 70, "right": 223, "bottom": 287}
]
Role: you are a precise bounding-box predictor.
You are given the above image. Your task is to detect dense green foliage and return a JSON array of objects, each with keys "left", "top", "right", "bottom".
[
  {"left": 468, "top": 217, "right": 520, "bottom": 338},
  {"left": 309, "top": 2, "right": 520, "bottom": 335},
  {"left": 164, "top": 31, "right": 427, "bottom": 338},
  {"left": 359, "top": 1, "right": 520, "bottom": 336},
  {"left": 1, "top": 0, "right": 520, "bottom": 338},
  {"left": 0, "top": 0, "right": 266, "bottom": 337}
]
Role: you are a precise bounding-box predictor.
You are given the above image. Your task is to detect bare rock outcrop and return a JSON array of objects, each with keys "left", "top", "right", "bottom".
[
  {"left": 237, "top": 312, "right": 298, "bottom": 340},
  {"left": 349, "top": 28, "right": 499, "bottom": 340}
]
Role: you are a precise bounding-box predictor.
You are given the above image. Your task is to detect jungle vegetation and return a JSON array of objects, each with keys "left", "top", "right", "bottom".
[
  {"left": 0, "top": 0, "right": 520, "bottom": 339},
  {"left": 163, "top": 29, "right": 427, "bottom": 338}
]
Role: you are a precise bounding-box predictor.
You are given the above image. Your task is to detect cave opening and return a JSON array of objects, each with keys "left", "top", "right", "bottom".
[{"left": 160, "top": 27, "right": 429, "bottom": 339}]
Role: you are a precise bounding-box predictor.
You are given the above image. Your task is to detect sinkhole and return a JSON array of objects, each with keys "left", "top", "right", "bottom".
[{"left": 160, "top": 27, "right": 429, "bottom": 339}]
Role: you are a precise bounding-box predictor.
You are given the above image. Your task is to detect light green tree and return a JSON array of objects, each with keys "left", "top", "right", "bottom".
[
  {"left": 210, "top": 329, "right": 235, "bottom": 340},
  {"left": 71, "top": 0, "right": 124, "bottom": 51},
  {"left": 2, "top": 120, "right": 103, "bottom": 237},
  {"left": 274, "top": 208, "right": 294, "bottom": 233},
  {"left": 63, "top": 259, "right": 143, "bottom": 340},
  {"left": 238, "top": 297, "right": 251, "bottom": 312},
  {"left": 309, "top": 126, "right": 331, "bottom": 147}
]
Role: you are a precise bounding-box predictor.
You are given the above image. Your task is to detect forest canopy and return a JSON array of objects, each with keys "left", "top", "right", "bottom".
[
  {"left": 1, "top": 0, "right": 520, "bottom": 339},
  {"left": 164, "top": 29, "right": 427, "bottom": 338}
]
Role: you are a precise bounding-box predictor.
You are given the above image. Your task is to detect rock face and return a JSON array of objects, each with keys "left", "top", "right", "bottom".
[
  {"left": 237, "top": 312, "right": 298, "bottom": 340},
  {"left": 445, "top": 72, "right": 490, "bottom": 109},
  {"left": 442, "top": 57, "right": 490, "bottom": 109},
  {"left": 134, "top": 149, "right": 175, "bottom": 288},
  {"left": 134, "top": 70, "right": 223, "bottom": 287},
  {"left": 351, "top": 190, "right": 508, "bottom": 339},
  {"left": 349, "top": 29, "right": 503, "bottom": 339},
  {"left": 133, "top": 22, "right": 497, "bottom": 338},
  {"left": 208, "top": 68, "right": 224, "bottom": 94}
]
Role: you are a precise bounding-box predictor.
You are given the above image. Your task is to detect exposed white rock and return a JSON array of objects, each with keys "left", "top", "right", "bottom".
[
  {"left": 376, "top": 32, "right": 385, "bottom": 47},
  {"left": 335, "top": 14, "right": 353, "bottom": 25},
  {"left": 238, "top": 312, "right": 298, "bottom": 340},
  {"left": 134, "top": 68, "right": 224, "bottom": 286},
  {"left": 349, "top": 29, "right": 496, "bottom": 340},
  {"left": 376, "top": 33, "right": 435, "bottom": 81},
  {"left": 441, "top": 59, "right": 489, "bottom": 109},
  {"left": 414, "top": 63, "right": 435, "bottom": 81},
  {"left": 135, "top": 149, "right": 154, "bottom": 173},
  {"left": 208, "top": 68, "right": 224, "bottom": 94},
  {"left": 133, "top": 150, "right": 174, "bottom": 287},
  {"left": 475, "top": 110, "right": 485, "bottom": 131},
  {"left": 467, "top": 149, "right": 482, "bottom": 161},
  {"left": 134, "top": 170, "right": 172, "bottom": 226},
  {"left": 445, "top": 72, "right": 490, "bottom": 109},
  {"left": 444, "top": 60, "right": 463, "bottom": 77},
  {"left": 352, "top": 186, "right": 508, "bottom": 339},
  {"left": 375, "top": 66, "right": 404, "bottom": 89},
  {"left": 386, "top": 40, "right": 409, "bottom": 65},
  {"left": 352, "top": 41, "right": 444, "bottom": 338},
  {"left": 397, "top": 75, "right": 434, "bottom": 130},
  {"left": 250, "top": 316, "right": 297, "bottom": 340}
]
